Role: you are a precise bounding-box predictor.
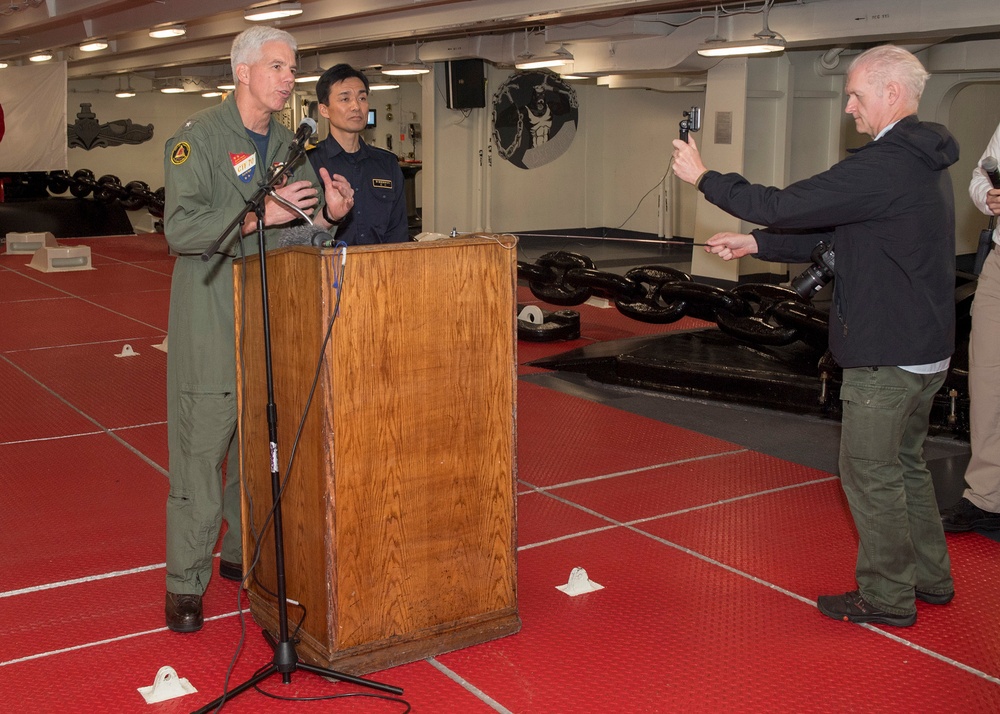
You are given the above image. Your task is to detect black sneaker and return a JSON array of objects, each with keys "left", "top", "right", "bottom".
[
  {"left": 817, "top": 590, "right": 916, "bottom": 627},
  {"left": 940, "top": 497, "right": 1000, "bottom": 532},
  {"left": 219, "top": 558, "right": 243, "bottom": 582},
  {"left": 915, "top": 589, "right": 954, "bottom": 605}
]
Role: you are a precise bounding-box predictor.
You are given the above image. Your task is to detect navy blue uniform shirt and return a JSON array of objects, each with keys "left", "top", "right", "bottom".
[{"left": 308, "top": 135, "right": 409, "bottom": 245}]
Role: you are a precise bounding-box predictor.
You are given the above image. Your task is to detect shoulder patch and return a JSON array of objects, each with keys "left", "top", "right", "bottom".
[
  {"left": 170, "top": 141, "right": 191, "bottom": 165},
  {"left": 372, "top": 178, "right": 393, "bottom": 189}
]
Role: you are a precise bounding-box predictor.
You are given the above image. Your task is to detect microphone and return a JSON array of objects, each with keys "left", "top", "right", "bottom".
[
  {"left": 983, "top": 156, "right": 1000, "bottom": 189},
  {"left": 278, "top": 223, "right": 335, "bottom": 248},
  {"left": 290, "top": 117, "right": 317, "bottom": 152}
]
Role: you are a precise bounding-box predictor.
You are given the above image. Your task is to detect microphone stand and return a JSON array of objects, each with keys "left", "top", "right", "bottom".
[{"left": 193, "top": 144, "right": 402, "bottom": 713}]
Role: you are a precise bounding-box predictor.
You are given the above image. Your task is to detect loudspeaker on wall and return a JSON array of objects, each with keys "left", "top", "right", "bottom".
[{"left": 445, "top": 59, "right": 486, "bottom": 110}]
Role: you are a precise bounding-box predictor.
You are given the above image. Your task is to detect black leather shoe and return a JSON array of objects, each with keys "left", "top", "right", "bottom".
[
  {"left": 941, "top": 497, "right": 1000, "bottom": 532},
  {"left": 165, "top": 592, "right": 203, "bottom": 633},
  {"left": 219, "top": 559, "right": 243, "bottom": 582},
  {"left": 915, "top": 589, "right": 954, "bottom": 605},
  {"left": 817, "top": 590, "right": 916, "bottom": 627}
]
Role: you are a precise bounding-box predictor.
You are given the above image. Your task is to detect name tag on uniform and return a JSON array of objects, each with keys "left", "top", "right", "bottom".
[{"left": 372, "top": 178, "right": 393, "bottom": 189}]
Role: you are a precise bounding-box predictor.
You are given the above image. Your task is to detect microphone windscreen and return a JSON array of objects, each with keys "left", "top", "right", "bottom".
[
  {"left": 278, "top": 224, "right": 319, "bottom": 248},
  {"left": 983, "top": 156, "right": 1000, "bottom": 189},
  {"left": 299, "top": 116, "right": 317, "bottom": 135}
]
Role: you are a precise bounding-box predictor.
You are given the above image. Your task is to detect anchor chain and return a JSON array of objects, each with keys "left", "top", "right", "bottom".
[{"left": 518, "top": 250, "right": 830, "bottom": 351}]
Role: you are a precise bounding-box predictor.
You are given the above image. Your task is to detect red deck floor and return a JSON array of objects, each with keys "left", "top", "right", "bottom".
[{"left": 1, "top": 234, "right": 997, "bottom": 712}]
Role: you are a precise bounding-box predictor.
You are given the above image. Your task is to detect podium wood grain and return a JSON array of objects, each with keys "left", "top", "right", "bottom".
[{"left": 234, "top": 236, "right": 520, "bottom": 674}]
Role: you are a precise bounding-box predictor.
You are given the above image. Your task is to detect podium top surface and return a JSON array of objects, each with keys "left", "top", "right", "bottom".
[{"left": 275, "top": 233, "right": 518, "bottom": 257}]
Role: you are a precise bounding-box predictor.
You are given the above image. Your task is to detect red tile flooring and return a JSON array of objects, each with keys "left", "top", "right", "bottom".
[{"left": 1, "top": 234, "right": 998, "bottom": 712}]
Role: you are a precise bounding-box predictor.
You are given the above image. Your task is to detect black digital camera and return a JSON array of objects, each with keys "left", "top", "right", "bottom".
[{"left": 791, "top": 242, "right": 835, "bottom": 299}]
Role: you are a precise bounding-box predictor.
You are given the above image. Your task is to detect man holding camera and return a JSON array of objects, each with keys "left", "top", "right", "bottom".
[{"left": 672, "top": 45, "right": 956, "bottom": 626}]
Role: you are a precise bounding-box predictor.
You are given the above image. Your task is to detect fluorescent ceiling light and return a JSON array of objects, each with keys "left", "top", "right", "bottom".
[
  {"left": 244, "top": 2, "right": 303, "bottom": 22},
  {"left": 295, "top": 72, "right": 322, "bottom": 83},
  {"left": 217, "top": 80, "right": 236, "bottom": 90},
  {"left": 560, "top": 74, "right": 587, "bottom": 80},
  {"left": 515, "top": 45, "right": 573, "bottom": 70},
  {"left": 0, "top": 61, "right": 8, "bottom": 69},
  {"left": 202, "top": 91, "right": 222, "bottom": 97},
  {"left": 369, "top": 81, "right": 399, "bottom": 91},
  {"left": 80, "top": 38, "right": 108, "bottom": 52},
  {"left": 157, "top": 78, "right": 185, "bottom": 94},
  {"left": 381, "top": 62, "right": 430, "bottom": 76},
  {"left": 697, "top": 1, "right": 786, "bottom": 57},
  {"left": 115, "top": 88, "right": 136, "bottom": 98},
  {"left": 697, "top": 35, "right": 786, "bottom": 57},
  {"left": 150, "top": 24, "right": 186, "bottom": 39},
  {"left": 29, "top": 51, "right": 53, "bottom": 62}
]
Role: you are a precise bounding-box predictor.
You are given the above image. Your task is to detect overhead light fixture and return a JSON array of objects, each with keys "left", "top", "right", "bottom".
[
  {"left": 560, "top": 74, "right": 587, "bottom": 80},
  {"left": 0, "top": 61, "right": 8, "bottom": 69},
  {"left": 382, "top": 62, "right": 430, "bottom": 76},
  {"left": 79, "top": 38, "right": 109, "bottom": 52},
  {"left": 217, "top": 79, "right": 236, "bottom": 90},
  {"left": 515, "top": 44, "right": 573, "bottom": 70},
  {"left": 381, "top": 43, "right": 430, "bottom": 76},
  {"left": 156, "top": 78, "right": 186, "bottom": 94},
  {"left": 244, "top": 2, "right": 303, "bottom": 22},
  {"left": 115, "top": 76, "right": 136, "bottom": 98},
  {"left": 369, "top": 80, "right": 399, "bottom": 91},
  {"left": 202, "top": 90, "right": 223, "bottom": 98},
  {"left": 29, "top": 51, "right": 53, "bottom": 62},
  {"left": 149, "top": 24, "right": 186, "bottom": 39},
  {"left": 697, "top": 1, "right": 786, "bottom": 57},
  {"left": 294, "top": 53, "right": 324, "bottom": 84}
]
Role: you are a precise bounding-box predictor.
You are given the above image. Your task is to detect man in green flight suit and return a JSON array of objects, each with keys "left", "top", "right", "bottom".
[{"left": 162, "top": 25, "right": 354, "bottom": 633}]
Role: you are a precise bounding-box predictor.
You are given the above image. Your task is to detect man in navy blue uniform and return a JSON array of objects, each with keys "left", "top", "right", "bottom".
[{"left": 308, "top": 64, "right": 409, "bottom": 245}]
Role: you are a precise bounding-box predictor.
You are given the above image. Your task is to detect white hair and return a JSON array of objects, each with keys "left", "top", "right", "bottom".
[
  {"left": 849, "top": 45, "right": 929, "bottom": 105},
  {"left": 230, "top": 26, "right": 296, "bottom": 77}
]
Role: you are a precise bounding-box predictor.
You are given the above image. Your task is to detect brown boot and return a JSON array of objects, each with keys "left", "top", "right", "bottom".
[{"left": 165, "top": 592, "right": 203, "bottom": 633}]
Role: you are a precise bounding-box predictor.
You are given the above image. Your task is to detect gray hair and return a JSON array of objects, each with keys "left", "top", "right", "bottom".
[
  {"left": 230, "top": 26, "right": 297, "bottom": 77},
  {"left": 849, "top": 45, "right": 929, "bottom": 105}
]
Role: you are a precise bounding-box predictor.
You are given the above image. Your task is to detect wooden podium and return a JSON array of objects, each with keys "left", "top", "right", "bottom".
[{"left": 234, "top": 235, "right": 521, "bottom": 674}]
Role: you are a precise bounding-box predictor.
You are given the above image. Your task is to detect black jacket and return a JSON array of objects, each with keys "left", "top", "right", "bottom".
[{"left": 699, "top": 115, "right": 958, "bottom": 369}]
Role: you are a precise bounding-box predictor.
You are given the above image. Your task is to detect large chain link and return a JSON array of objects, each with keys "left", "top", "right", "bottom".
[{"left": 519, "top": 250, "right": 830, "bottom": 351}]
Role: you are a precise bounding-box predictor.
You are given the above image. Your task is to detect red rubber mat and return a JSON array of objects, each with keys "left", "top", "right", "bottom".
[
  {"left": 9, "top": 261, "right": 172, "bottom": 297},
  {"left": 640, "top": 484, "right": 1000, "bottom": 681},
  {"left": 0, "top": 296, "right": 162, "bottom": 351},
  {"left": 517, "top": 379, "right": 741, "bottom": 487},
  {"left": 82, "top": 288, "right": 170, "bottom": 332},
  {"left": 438, "top": 527, "right": 1000, "bottom": 713},
  {"left": 3, "top": 236, "right": 998, "bottom": 712},
  {"left": 1, "top": 432, "right": 168, "bottom": 590},
  {"left": 0, "top": 266, "right": 68, "bottom": 302},
  {"left": 61, "top": 234, "right": 174, "bottom": 263},
  {"left": 550, "top": 449, "right": 833, "bottom": 523},
  {"left": 6, "top": 336, "right": 167, "bottom": 429},
  {"left": 111, "top": 422, "right": 168, "bottom": 471},
  {"left": 0, "top": 358, "right": 99, "bottom": 442}
]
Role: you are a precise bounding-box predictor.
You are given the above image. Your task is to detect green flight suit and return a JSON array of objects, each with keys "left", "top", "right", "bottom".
[{"left": 163, "top": 94, "right": 319, "bottom": 595}]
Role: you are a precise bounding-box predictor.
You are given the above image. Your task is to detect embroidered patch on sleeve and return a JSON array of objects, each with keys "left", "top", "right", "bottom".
[
  {"left": 230, "top": 152, "right": 256, "bottom": 183},
  {"left": 169, "top": 142, "right": 191, "bottom": 165},
  {"left": 372, "top": 178, "right": 392, "bottom": 189}
]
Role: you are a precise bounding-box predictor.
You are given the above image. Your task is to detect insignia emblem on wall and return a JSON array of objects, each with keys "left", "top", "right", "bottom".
[
  {"left": 67, "top": 103, "right": 154, "bottom": 150},
  {"left": 492, "top": 70, "right": 578, "bottom": 170}
]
